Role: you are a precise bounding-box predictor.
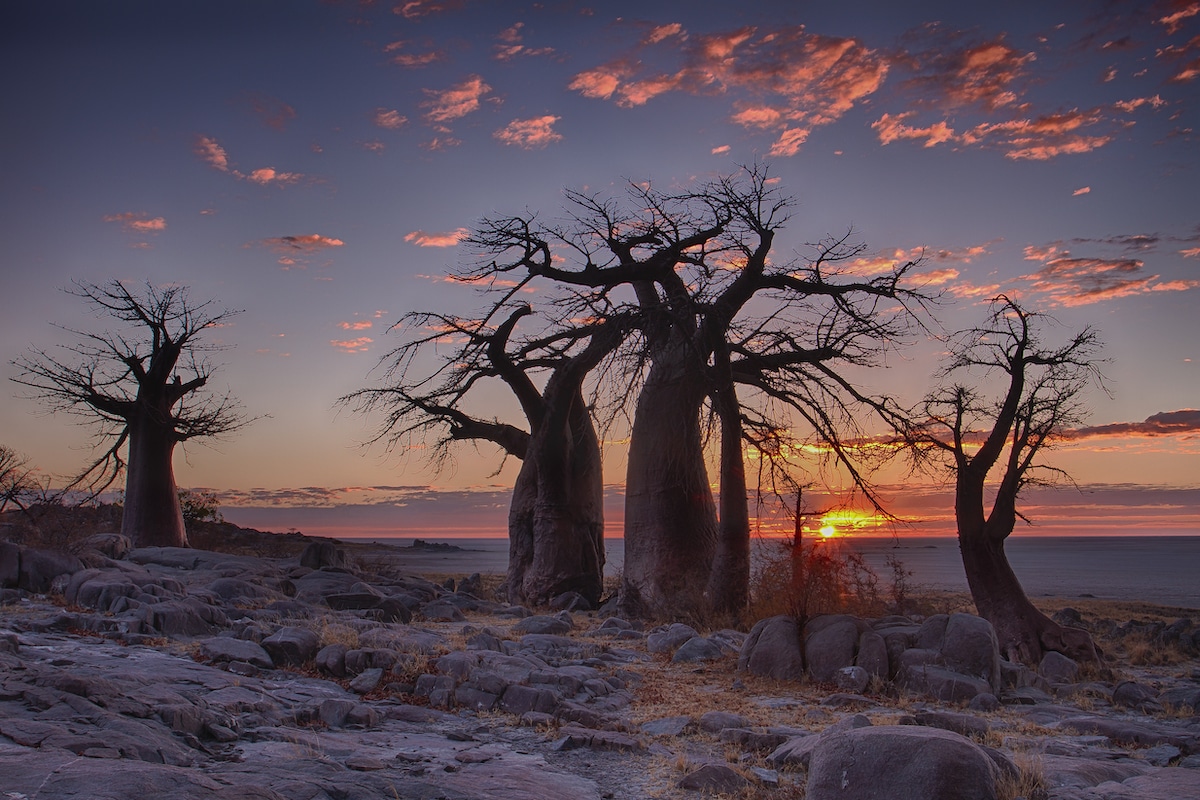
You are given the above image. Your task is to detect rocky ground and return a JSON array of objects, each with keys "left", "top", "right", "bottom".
[{"left": 1, "top": 528, "right": 1199, "bottom": 799}]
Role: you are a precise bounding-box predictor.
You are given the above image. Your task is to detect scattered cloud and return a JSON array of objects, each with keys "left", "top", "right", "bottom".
[
  {"left": 1073, "top": 186, "right": 1092, "bottom": 196},
  {"left": 711, "top": 144, "right": 731, "bottom": 155},
  {"left": 258, "top": 234, "right": 345, "bottom": 267},
  {"left": 494, "top": 115, "right": 562, "bottom": 149},
  {"left": 1181, "top": 247, "right": 1200, "bottom": 258},
  {"left": 1157, "top": 2, "right": 1200, "bottom": 35},
  {"left": 383, "top": 40, "right": 444, "bottom": 67},
  {"left": 237, "top": 91, "right": 296, "bottom": 130},
  {"left": 330, "top": 337, "right": 373, "bottom": 353},
  {"left": 393, "top": 0, "right": 463, "bottom": 20},
  {"left": 1068, "top": 409, "right": 1200, "bottom": 440},
  {"left": 422, "top": 75, "right": 492, "bottom": 126},
  {"left": 569, "top": 25, "right": 888, "bottom": 155},
  {"left": 195, "top": 135, "right": 231, "bottom": 172},
  {"left": 421, "top": 136, "right": 462, "bottom": 151},
  {"left": 1020, "top": 243, "right": 1199, "bottom": 305},
  {"left": 363, "top": 140, "right": 386, "bottom": 152},
  {"left": 247, "top": 167, "right": 302, "bottom": 185},
  {"left": 339, "top": 320, "right": 374, "bottom": 331},
  {"left": 404, "top": 228, "right": 468, "bottom": 247},
  {"left": 898, "top": 33, "right": 1036, "bottom": 112},
  {"left": 493, "top": 22, "right": 555, "bottom": 60},
  {"left": 374, "top": 108, "right": 408, "bottom": 129},
  {"left": 104, "top": 212, "right": 167, "bottom": 234},
  {"left": 193, "top": 134, "right": 306, "bottom": 185}
]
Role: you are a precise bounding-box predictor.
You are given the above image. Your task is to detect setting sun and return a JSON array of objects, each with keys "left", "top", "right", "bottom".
[{"left": 819, "top": 524, "right": 838, "bottom": 538}]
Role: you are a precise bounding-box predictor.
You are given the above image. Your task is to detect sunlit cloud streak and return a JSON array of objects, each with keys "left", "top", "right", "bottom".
[
  {"left": 374, "top": 108, "right": 408, "bottom": 129},
  {"left": 330, "top": 337, "right": 373, "bottom": 353},
  {"left": 493, "top": 22, "right": 555, "bottom": 60},
  {"left": 238, "top": 91, "right": 296, "bottom": 130},
  {"left": 339, "top": 320, "right": 374, "bottom": 331},
  {"left": 570, "top": 25, "right": 888, "bottom": 155},
  {"left": 405, "top": 228, "right": 468, "bottom": 247},
  {"left": 494, "top": 116, "right": 562, "bottom": 149},
  {"left": 1021, "top": 244, "right": 1199, "bottom": 305},
  {"left": 103, "top": 212, "right": 167, "bottom": 234},
  {"left": 393, "top": 0, "right": 464, "bottom": 20},
  {"left": 1073, "top": 186, "right": 1091, "bottom": 196},
  {"left": 1066, "top": 409, "right": 1200, "bottom": 440},
  {"left": 384, "top": 39, "right": 444, "bottom": 67},
  {"left": 257, "top": 234, "right": 345, "bottom": 268},
  {"left": 1157, "top": 2, "right": 1200, "bottom": 35},
  {"left": 193, "top": 135, "right": 305, "bottom": 184},
  {"left": 422, "top": 75, "right": 492, "bottom": 127}
]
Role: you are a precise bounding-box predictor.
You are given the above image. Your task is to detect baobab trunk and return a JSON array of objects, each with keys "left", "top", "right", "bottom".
[
  {"left": 705, "top": 371, "right": 750, "bottom": 618},
  {"left": 121, "top": 417, "right": 188, "bottom": 548},
  {"left": 506, "top": 388, "right": 605, "bottom": 606},
  {"left": 620, "top": 363, "right": 716, "bottom": 619}
]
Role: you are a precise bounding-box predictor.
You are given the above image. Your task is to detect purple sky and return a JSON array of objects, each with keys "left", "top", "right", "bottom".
[{"left": 2, "top": 0, "right": 1197, "bottom": 538}]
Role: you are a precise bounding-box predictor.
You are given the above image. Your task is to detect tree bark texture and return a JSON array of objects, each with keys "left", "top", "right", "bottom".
[
  {"left": 121, "top": 416, "right": 187, "bottom": 548},
  {"left": 705, "top": 365, "right": 750, "bottom": 619}
]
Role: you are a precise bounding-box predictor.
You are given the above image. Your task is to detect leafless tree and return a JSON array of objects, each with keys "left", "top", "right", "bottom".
[
  {"left": 344, "top": 299, "right": 630, "bottom": 607},
  {"left": 12, "top": 280, "right": 249, "bottom": 548},
  {"left": 909, "top": 295, "right": 1104, "bottom": 664},
  {"left": 0, "top": 446, "right": 37, "bottom": 515},
  {"left": 454, "top": 165, "right": 933, "bottom": 619}
]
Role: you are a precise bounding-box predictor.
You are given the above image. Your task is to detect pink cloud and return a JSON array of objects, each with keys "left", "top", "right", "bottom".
[
  {"left": 1181, "top": 247, "right": 1200, "bottom": 258},
  {"left": 1068, "top": 409, "right": 1200, "bottom": 440},
  {"left": 239, "top": 91, "right": 296, "bottom": 131},
  {"left": 494, "top": 115, "right": 563, "bottom": 149},
  {"left": 898, "top": 33, "right": 1035, "bottom": 113},
  {"left": 247, "top": 167, "right": 302, "bottom": 185},
  {"left": 568, "top": 67, "right": 624, "bottom": 100},
  {"left": 384, "top": 40, "right": 444, "bottom": 67},
  {"left": 768, "top": 127, "right": 810, "bottom": 156},
  {"left": 493, "top": 22, "right": 555, "bottom": 60},
  {"left": 330, "top": 337, "right": 373, "bottom": 353},
  {"left": 1073, "top": 186, "right": 1092, "bottom": 196},
  {"left": 339, "top": 320, "right": 374, "bottom": 331},
  {"left": 1017, "top": 245, "right": 1199, "bottom": 305},
  {"left": 393, "top": 0, "right": 462, "bottom": 19},
  {"left": 195, "top": 135, "right": 231, "bottom": 172},
  {"left": 374, "top": 108, "right": 408, "bottom": 129},
  {"left": 711, "top": 144, "right": 731, "bottom": 155},
  {"left": 259, "top": 234, "right": 346, "bottom": 268},
  {"left": 1158, "top": 3, "right": 1200, "bottom": 35},
  {"left": 404, "top": 228, "right": 468, "bottom": 247},
  {"left": 645, "top": 23, "right": 686, "bottom": 45},
  {"left": 104, "top": 212, "right": 167, "bottom": 233},
  {"left": 872, "top": 112, "right": 956, "bottom": 147},
  {"left": 422, "top": 75, "right": 492, "bottom": 125},
  {"left": 421, "top": 136, "right": 462, "bottom": 151},
  {"left": 363, "top": 140, "right": 386, "bottom": 152}
]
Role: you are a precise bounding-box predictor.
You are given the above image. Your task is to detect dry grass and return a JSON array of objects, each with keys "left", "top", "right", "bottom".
[{"left": 995, "top": 751, "right": 1048, "bottom": 800}]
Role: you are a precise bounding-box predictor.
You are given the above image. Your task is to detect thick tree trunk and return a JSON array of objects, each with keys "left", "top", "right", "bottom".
[
  {"left": 506, "top": 389, "right": 605, "bottom": 607},
  {"left": 121, "top": 416, "right": 187, "bottom": 548},
  {"left": 620, "top": 361, "right": 716, "bottom": 619},
  {"left": 706, "top": 373, "right": 749, "bottom": 618}
]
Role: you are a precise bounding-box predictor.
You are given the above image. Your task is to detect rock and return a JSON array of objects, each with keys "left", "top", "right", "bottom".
[
  {"left": 807, "top": 725, "right": 1008, "bottom": 800},
  {"left": 260, "top": 626, "right": 320, "bottom": 666},
  {"left": 804, "top": 614, "right": 862, "bottom": 682},
  {"left": 298, "top": 540, "right": 347, "bottom": 569},
  {"left": 421, "top": 599, "right": 466, "bottom": 621},
  {"left": 641, "top": 715, "right": 692, "bottom": 736},
  {"left": 199, "top": 637, "right": 274, "bottom": 669},
  {"left": 856, "top": 630, "right": 889, "bottom": 679},
  {"left": 676, "top": 763, "right": 750, "bottom": 793},
  {"left": 836, "top": 665, "right": 870, "bottom": 693},
  {"left": 314, "top": 643, "right": 348, "bottom": 677},
  {"left": 647, "top": 623, "right": 700, "bottom": 654},
  {"left": 1159, "top": 685, "right": 1200, "bottom": 712},
  {"left": 513, "top": 614, "right": 572, "bottom": 635},
  {"left": 349, "top": 667, "right": 384, "bottom": 694},
  {"left": 672, "top": 636, "right": 725, "bottom": 663},
  {"left": 143, "top": 597, "right": 229, "bottom": 636},
  {"left": 911, "top": 710, "right": 990, "bottom": 739},
  {"left": 1113, "top": 680, "right": 1162, "bottom": 712},
  {"left": 18, "top": 547, "right": 84, "bottom": 593},
  {"left": 968, "top": 693, "right": 1001, "bottom": 712},
  {"left": 940, "top": 613, "right": 1001, "bottom": 691},
  {"left": 738, "top": 615, "right": 805, "bottom": 681},
  {"left": 1040, "top": 650, "right": 1080, "bottom": 684},
  {"left": 0, "top": 540, "right": 20, "bottom": 587},
  {"left": 72, "top": 533, "right": 133, "bottom": 560},
  {"left": 549, "top": 591, "right": 591, "bottom": 611},
  {"left": 901, "top": 664, "right": 994, "bottom": 703},
  {"left": 698, "top": 710, "right": 751, "bottom": 733}
]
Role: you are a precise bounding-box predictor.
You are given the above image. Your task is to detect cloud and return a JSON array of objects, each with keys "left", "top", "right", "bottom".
[
  {"left": 374, "top": 108, "right": 408, "bottom": 129},
  {"left": 393, "top": 0, "right": 463, "bottom": 19},
  {"left": 569, "top": 25, "right": 888, "bottom": 154},
  {"left": 1019, "top": 244, "right": 1199, "bottom": 304},
  {"left": 421, "top": 136, "right": 462, "bottom": 151},
  {"left": 1158, "top": 2, "right": 1200, "bottom": 35},
  {"left": 363, "top": 140, "right": 386, "bottom": 152},
  {"left": 384, "top": 40, "right": 444, "bottom": 67},
  {"left": 104, "top": 212, "right": 167, "bottom": 234},
  {"left": 262, "top": 234, "right": 345, "bottom": 252},
  {"left": 330, "top": 337, "right": 373, "bottom": 353},
  {"left": 872, "top": 112, "right": 956, "bottom": 147},
  {"left": 247, "top": 167, "right": 302, "bottom": 185},
  {"left": 493, "top": 21, "right": 555, "bottom": 60},
  {"left": 339, "top": 320, "right": 374, "bottom": 331},
  {"left": 1073, "top": 186, "right": 1091, "bottom": 196},
  {"left": 494, "top": 115, "right": 562, "bottom": 149},
  {"left": 1068, "top": 409, "right": 1200, "bottom": 440},
  {"left": 645, "top": 23, "right": 686, "bottom": 45},
  {"left": 238, "top": 91, "right": 296, "bottom": 131},
  {"left": 1181, "top": 247, "right": 1200, "bottom": 258},
  {"left": 1157, "top": 30, "right": 1200, "bottom": 81},
  {"left": 898, "top": 34, "right": 1036, "bottom": 112},
  {"left": 404, "top": 228, "right": 468, "bottom": 247},
  {"left": 711, "top": 144, "right": 731, "bottom": 155},
  {"left": 422, "top": 75, "right": 492, "bottom": 125},
  {"left": 194, "top": 135, "right": 231, "bottom": 172}
]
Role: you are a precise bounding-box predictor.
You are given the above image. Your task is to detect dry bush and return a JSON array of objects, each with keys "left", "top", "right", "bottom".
[
  {"left": 995, "top": 751, "right": 1048, "bottom": 800},
  {"left": 1121, "top": 635, "right": 1187, "bottom": 667},
  {"left": 749, "top": 537, "right": 885, "bottom": 624}
]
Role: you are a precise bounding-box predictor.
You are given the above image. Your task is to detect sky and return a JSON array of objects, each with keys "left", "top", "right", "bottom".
[{"left": 1, "top": 0, "right": 1198, "bottom": 541}]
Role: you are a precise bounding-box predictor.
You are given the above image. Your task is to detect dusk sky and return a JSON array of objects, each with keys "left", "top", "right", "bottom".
[{"left": 2, "top": 0, "right": 1197, "bottom": 540}]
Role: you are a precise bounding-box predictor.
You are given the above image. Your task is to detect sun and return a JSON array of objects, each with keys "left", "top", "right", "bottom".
[{"left": 819, "top": 524, "right": 838, "bottom": 538}]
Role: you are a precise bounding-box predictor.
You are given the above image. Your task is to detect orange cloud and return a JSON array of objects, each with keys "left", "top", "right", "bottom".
[
  {"left": 384, "top": 40, "right": 444, "bottom": 67},
  {"left": 339, "top": 320, "right": 374, "bottom": 331},
  {"left": 898, "top": 33, "right": 1035, "bottom": 112},
  {"left": 1158, "top": 2, "right": 1200, "bottom": 35},
  {"left": 1017, "top": 245, "right": 1199, "bottom": 305},
  {"left": 493, "top": 22, "right": 554, "bottom": 60},
  {"left": 568, "top": 67, "right": 625, "bottom": 100},
  {"left": 645, "top": 23, "right": 686, "bottom": 45},
  {"left": 422, "top": 75, "right": 492, "bottom": 125},
  {"left": 711, "top": 144, "right": 731, "bottom": 155},
  {"left": 405, "top": 228, "right": 468, "bottom": 247},
  {"left": 872, "top": 112, "right": 956, "bottom": 147},
  {"left": 374, "top": 108, "right": 408, "bottom": 129},
  {"left": 494, "top": 115, "right": 563, "bottom": 149},
  {"left": 330, "top": 337, "right": 373, "bottom": 353},
  {"left": 104, "top": 212, "right": 167, "bottom": 233},
  {"left": 393, "top": 0, "right": 462, "bottom": 19},
  {"left": 768, "top": 127, "right": 810, "bottom": 156},
  {"left": 1073, "top": 186, "right": 1091, "bottom": 196},
  {"left": 260, "top": 234, "right": 346, "bottom": 261},
  {"left": 1181, "top": 247, "right": 1200, "bottom": 258}
]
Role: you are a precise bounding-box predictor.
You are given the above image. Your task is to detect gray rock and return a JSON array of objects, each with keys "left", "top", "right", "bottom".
[
  {"left": 513, "top": 614, "right": 572, "bottom": 635},
  {"left": 421, "top": 599, "right": 466, "bottom": 621},
  {"left": 1113, "top": 680, "right": 1162, "bottom": 712},
  {"left": 200, "top": 636, "right": 274, "bottom": 669},
  {"left": 807, "top": 725, "right": 1007, "bottom": 800},
  {"left": 672, "top": 636, "right": 725, "bottom": 663},
  {"left": 836, "top": 665, "right": 870, "bottom": 693},
  {"left": 641, "top": 715, "right": 692, "bottom": 736},
  {"left": 856, "top": 630, "right": 889, "bottom": 679},
  {"left": 698, "top": 710, "right": 751, "bottom": 733},
  {"left": 1040, "top": 649, "right": 1081, "bottom": 684},
  {"left": 940, "top": 612, "right": 1001, "bottom": 691},
  {"left": 677, "top": 763, "right": 750, "bottom": 793},
  {"left": 298, "top": 540, "right": 347, "bottom": 569},
  {"left": 499, "top": 684, "right": 558, "bottom": 716},
  {"left": 647, "top": 623, "right": 700, "bottom": 654},
  {"left": 805, "top": 614, "right": 862, "bottom": 682},
  {"left": 260, "top": 626, "right": 320, "bottom": 666},
  {"left": 314, "top": 643, "right": 348, "bottom": 677},
  {"left": 349, "top": 667, "right": 383, "bottom": 694},
  {"left": 911, "top": 710, "right": 990, "bottom": 739},
  {"left": 901, "top": 664, "right": 994, "bottom": 702},
  {"left": 738, "top": 615, "right": 804, "bottom": 681},
  {"left": 18, "top": 547, "right": 84, "bottom": 593}
]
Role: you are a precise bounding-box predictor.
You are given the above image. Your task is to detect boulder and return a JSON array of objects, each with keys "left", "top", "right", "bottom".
[
  {"left": 18, "top": 547, "right": 84, "bottom": 593},
  {"left": 677, "top": 764, "right": 750, "bottom": 793},
  {"left": 940, "top": 613, "right": 1001, "bottom": 691},
  {"left": 199, "top": 637, "right": 274, "bottom": 669},
  {"left": 1039, "top": 650, "right": 1080, "bottom": 684},
  {"left": 513, "top": 615, "right": 572, "bottom": 635},
  {"left": 804, "top": 614, "right": 863, "bottom": 682},
  {"left": 298, "top": 540, "right": 347, "bottom": 570},
  {"left": 672, "top": 636, "right": 725, "bottom": 663},
  {"left": 647, "top": 623, "right": 700, "bottom": 654},
  {"left": 260, "top": 626, "right": 321, "bottom": 666},
  {"left": 738, "top": 615, "right": 805, "bottom": 681},
  {"left": 807, "top": 725, "right": 1008, "bottom": 800}
]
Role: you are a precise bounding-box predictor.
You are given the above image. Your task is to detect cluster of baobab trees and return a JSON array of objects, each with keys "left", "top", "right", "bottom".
[{"left": 11, "top": 166, "right": 1103, "bottom": 666}]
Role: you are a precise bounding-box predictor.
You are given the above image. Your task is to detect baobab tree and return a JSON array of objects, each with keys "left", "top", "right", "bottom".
[
  {"left": 910, "top": 295, "right": 1103, "bottom": 665},
  {"left": 12, "top": 280, "right": 248, "bottom": 548},
  {"left": 344, "top": 300, "right": 629, "bottom": 607},
  {"left": 457, "top": 166, "right": 933, "bottom": 618}
]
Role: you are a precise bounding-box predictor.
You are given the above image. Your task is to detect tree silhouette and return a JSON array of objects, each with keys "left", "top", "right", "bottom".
[
  {"left": 449, "top": 166, "right": 933, "bottom": 618},
  {"left": 12, "top": 280, "right": 248, "bottom": 548},
  {"left": 910, "top": 295, "right": 1103, "bottom": 664}
]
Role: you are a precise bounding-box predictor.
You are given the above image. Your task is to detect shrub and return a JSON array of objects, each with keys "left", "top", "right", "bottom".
[{"left": 749, "top": 536, "right": 885, "bottom": 623}]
